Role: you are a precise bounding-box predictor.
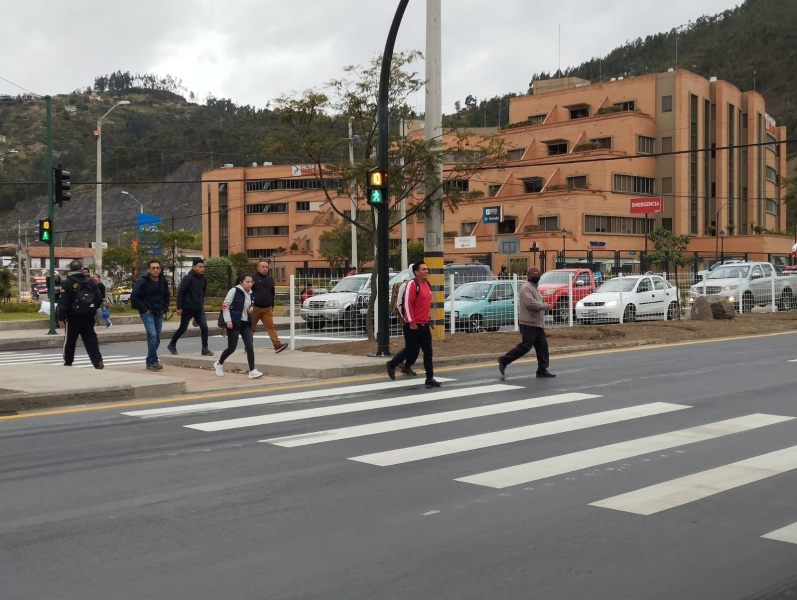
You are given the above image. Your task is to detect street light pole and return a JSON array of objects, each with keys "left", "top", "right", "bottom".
[
  {"left": 561, "top": 228, "right": 567, "bottom": 268},
  {"left": 715, "top": 202, "right": 728, "bottom": 260},
  {"left": 120, "top": 191, "right": 144, "bottom": 213},
  {"left": 96, "top": 101, "right": 130, "bottom": 275},
  {"left": 171, "top": 203, "right": 189, "bottom": 295},
  {"left": 720, "top": 230, "right": 726, "bottom": 263}
]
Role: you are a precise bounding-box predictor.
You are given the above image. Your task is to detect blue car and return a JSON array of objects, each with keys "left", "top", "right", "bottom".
[{"left": 444, "top": 279, "right": 519, "bottom": 333}]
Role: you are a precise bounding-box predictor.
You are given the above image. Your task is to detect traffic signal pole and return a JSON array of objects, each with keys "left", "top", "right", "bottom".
[
  {"left": 45, "top": 96, "right": 56, "bottom": 335},
  {"left": 374, "top": 0, "right": 410, "bottom": 357}
]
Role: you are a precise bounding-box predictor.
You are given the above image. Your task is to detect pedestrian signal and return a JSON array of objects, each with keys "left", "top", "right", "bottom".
[
  {"left": 366, "top": 167, "right": 387, "bottom": 207},
  {"left": 39, "top": 218, "right": 52, "bottom": 244},
  {"left": 54, "top": 166, "right": 71, "bottom": 207}
]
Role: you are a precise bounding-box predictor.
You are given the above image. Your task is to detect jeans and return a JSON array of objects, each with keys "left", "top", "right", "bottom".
[
  {"left": 140, "top": 311, "right": 164, "bottom": 366},
  {"left": 219, "top": 322, "right": 255, "bottom": 371},
  {"left": 170, "top": 309, "right": 209, "bottom": 347},
  {"left": 389, "top": 323, "right": 434, "bottom": 380},
  {"left": 500, "top": 324, "right": 550, "bottom": 372}
]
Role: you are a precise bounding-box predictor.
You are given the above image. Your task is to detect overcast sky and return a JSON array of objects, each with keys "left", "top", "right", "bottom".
[{"left": 4, "top": 0, "right": 740, "bottom": 113}]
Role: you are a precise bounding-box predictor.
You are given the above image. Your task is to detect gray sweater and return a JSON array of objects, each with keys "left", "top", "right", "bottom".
[{"left": 518, "top": 281, "right": 548, "bottom": 327}]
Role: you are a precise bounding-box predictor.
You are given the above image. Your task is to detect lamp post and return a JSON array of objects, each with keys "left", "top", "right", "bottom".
[
  {"left": 720, "top": 230, "right": 726, "bottom": 263},
  {"left": 120, "top": 191, "right": 144, "bottom": 213},
  {"left": 171, "top": 203, "right": 189, "bottom": 295},
  {"left": 561, "top": 228, "right": 567, "bottom": 268},
  {"left": 715, "top": 202, "right": 728, "bottom": 260},
  {"left": 96, "top": 100, "right": 131, "bottom": 275},
  {"left": 529, "top": 241, "right": 540, "bottom": 267}
]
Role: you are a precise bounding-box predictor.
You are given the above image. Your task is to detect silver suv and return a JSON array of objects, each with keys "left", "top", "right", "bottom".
[{"left": 300, "top": 274, "right": 371, "bottom": 329}]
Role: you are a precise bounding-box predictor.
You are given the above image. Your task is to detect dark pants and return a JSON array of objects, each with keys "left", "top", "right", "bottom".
[
  {"left": 219, "top": 323, "right": 255, "bottom": 371},
  {"left": 389, "top": 323, "right": 434, "bottom": 380},
  {"left": 63, "top": 315, "right": 103, "bottom": 367},
  {"left": 170, "top": 309, "right": 209, "bottom": 348},
  {"left": 500, "top": 324, "right": 550, "bottom": 373}
]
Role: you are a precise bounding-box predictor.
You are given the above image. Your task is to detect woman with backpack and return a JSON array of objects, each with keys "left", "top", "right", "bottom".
[{"left": 214, "top": 272, "right": 263, "bottom": 379}]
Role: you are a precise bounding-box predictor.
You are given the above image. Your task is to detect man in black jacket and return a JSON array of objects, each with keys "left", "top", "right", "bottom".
[
  {"left": 131, "top": 260, "right": 171, "bottom": 370},
  {"left": 56, "top": 260, "right": 104, "bottom": 369},
  {"left": 250, "top": 259, "right": 288, "bottom": 353},
  {"left": 167, "top": 258, "right": 213, "bottom": 356}
]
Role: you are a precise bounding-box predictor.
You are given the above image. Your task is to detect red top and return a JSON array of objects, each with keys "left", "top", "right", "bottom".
[{"left": 404, "top": 278, "right": 431, "bottom": 325}]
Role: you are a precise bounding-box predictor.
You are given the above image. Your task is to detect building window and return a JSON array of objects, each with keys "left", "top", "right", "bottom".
[
  {"left": 296, "top": 201, "right": 311, "bottom": 211},
  {"left": 569, "top": 106, "right": 590, "bottom": 120},
  {"left": 498, "top": 218, "right": 516, "bottom": 234},
  {"left": 245, "top": 180, "right": 277, "bottom": 192},
  {"left": 662, "top": 95, "right": 673, "bottom": 113},
  {"left": 662, "top": 177, "right": 673, "bottom": 194},
  {"left": 614, "top": 100, "right": 636, "bottom": 112},
  {"left": 305, "top": 239, "right": 311, "bottom": 251},
  {"left": 246, "top": 226, "right": 289, "bottom": 237},
  {"left": 246, "top": 203, "right": 288, "bottom": 214},
  {"left": 444, "top": 179, "right": 469, "bottom": 192},
  {"left": 766, "top": 133, "right": 777, "bottom": 153},
  {"left": 766, "top": 198, "right": 778, "bottom": 214},
  {"left": 661, "top": 137, "right": 673, "bottom": 154},
  {"left": 246, "top": 249, "right": 276, "bottom": 259},
  {"left": 488, "top": 184, "right": 501, "bottom": 197},
  {"left": 527, "top": 114, "right": 546, "bottom": 125},
  {"left": 538, "top": 216, "right": 559, "bottom": 231},
  {"left": 547, "top": 142, "right": 568, "bottom": 156},
  {"left": 766, "top": 165, "right": 778, "bottom": 182},
  {"left": 637, "top": 136, "right": 656, "bottom": 154},
  {"left": 460, "top": 222, "right": 476, "bottom": 236},
  {"left": 690, "top": 94, "right": 699, "bottom": 235},
  {"left": 704, "top": 98, "right": 711, "bottom": 233},
  {"left": 281, "top": 178, "right": 343, "bottom": 190},
  {"left": 415, "top": 211, "right": 425, "bottom": 223},
  {"left": 590, "top": 137, "right": 612, "bottom": 149},
  {"left": 613, "top": 174, "right": 655, "bottom": 195},
  {"left": 662, "top": 218, "right": 673, "bottom": 231},
  {"left": 566, "top": 175, "right": 588, "bottom": 189},
  {"left": 506, "top": 148, "right": 525, "bottom": 161},
  {"left": 218, "top": 182, "right": 228, "bottom": 256},
  {"left": 728, "top": 103, "right": 735, "bottom": 231},
  {"left": 522, "top": 178, "right": 544, "bottom": 193},
  {"left": 584, "top": 215, "right": 651, "bottom": 235}
]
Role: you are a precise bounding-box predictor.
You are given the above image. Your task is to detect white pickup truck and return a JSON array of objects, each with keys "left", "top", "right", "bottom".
[{"left": 688, "top": 262, "right": 797, "bottom": 313}]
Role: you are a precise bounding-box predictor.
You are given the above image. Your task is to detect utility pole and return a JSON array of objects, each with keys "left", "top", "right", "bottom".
[
  {"left": 46, "top": 96, "right": 56, "bottom": 334},
  {"left": 400, "top": 119, "right": 408, "bottom": 270},
  {"left": 424, "top": 0, "right": 445, "bottom": 342},
  {"left": 17, "top": 221, "right": 21, "bottom": 303},
  {"left": 349, "top": 119, "right": 358, "bottom": 270},
  {"left": 24, "top": 226, "right": 29, "bottom": 302}
]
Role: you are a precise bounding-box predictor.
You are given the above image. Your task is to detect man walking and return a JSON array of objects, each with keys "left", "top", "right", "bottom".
[
  {"left": 386, "top": 261, "right": 441, "bottom": 389},
  {"left": 498, "top": 266, "right": 556, "bottom": 379},
  {"left": 56, "top": 260, "right": 104, "bottom": 369},
  {"left": 131, "top": 260, "right": 170, "bottom": 370},
  {"left": 250, "top": 259, "right": 288, "bottom": 353},
  {"left": 167, "top": 258, "right": 213, "bottom": 356}
]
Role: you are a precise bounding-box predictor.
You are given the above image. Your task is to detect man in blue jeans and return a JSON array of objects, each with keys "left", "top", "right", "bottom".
[{"left": 131, "top": 260, "right": 171, "bottom": 370}]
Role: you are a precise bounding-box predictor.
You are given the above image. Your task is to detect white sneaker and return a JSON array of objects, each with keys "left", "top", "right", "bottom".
[
  {"left": 214, "top": 361, "right": 224, "bottom": 377},
  {"left": 248, "top": 369, "right": 263, "bottom": 379}
]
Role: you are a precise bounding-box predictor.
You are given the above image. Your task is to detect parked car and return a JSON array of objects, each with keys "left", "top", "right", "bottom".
[
  {"left": 688, "top": 261, "right": 797, "bottom": 312},
  {"left": 538, "top": 268, "right": 598, "bottom": 323},
  {"left": 300, "top": 274, "right": 371, "bottom": 329},
  {"left": 576, "top": 274, "right": 679, "bottom": 323},
  {"left": 697, "top": 258, "right": 745, "bottom": 280},
  {"left": 19, "top": 291, "right": 33, "bottom": 303},
  {"left": 444, "top": 279, "right": 519, "bottom": 332}
]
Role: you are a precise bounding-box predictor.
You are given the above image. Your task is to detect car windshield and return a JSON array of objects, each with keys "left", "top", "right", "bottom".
[
  {"left": 390, "top": 270, "right": 412, "bottom": 285},
  {"left": 331, "top": 277, "right": 368, "bottom": 293},
  {"left": 595, "top": 277, "right": 638, "bottom": 293},
  {"left": 708, "top": 265, "right": 750, "bottom": 279},
  {"left": 452, "top": 281, "right": 493, "bottom": 301},
  {"left": 539, "top": 271, "right": 573, "bottom": 284}
]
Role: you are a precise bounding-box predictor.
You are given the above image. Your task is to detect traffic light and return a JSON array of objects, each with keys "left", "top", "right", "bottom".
[
  {"left": 39, "top": 218, "right": 53, "bottom": 244},
  {"left": 54, "top": 166, "right": 70, "bottom": 207},
  {"left": 366, "top": 167, "right": 388, "bottom": 207}
]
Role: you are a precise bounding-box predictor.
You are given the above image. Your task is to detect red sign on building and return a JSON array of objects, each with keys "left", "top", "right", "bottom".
[{"left": 629, "top": 197, "right": 662, "bottom": 214}]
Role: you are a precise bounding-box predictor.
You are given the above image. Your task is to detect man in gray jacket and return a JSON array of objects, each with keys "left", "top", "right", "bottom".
[{"left": 498, "top": 266, "right": 556, "bottom": 378}]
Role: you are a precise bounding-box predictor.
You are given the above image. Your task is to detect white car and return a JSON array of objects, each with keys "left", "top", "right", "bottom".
[
  {"left": 300, "top": 274, "right": 371, "bottom": 329},
  {"left": 576, "top": 275, "right": 679, "bottom": 323}
]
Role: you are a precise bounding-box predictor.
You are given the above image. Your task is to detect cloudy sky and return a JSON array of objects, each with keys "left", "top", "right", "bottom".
[{"left": 4, "top": 0, "right": 739, "bottom": 112}]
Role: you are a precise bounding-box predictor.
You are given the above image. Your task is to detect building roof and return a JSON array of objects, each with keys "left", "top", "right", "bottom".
[{"left": 26, "top": 246, "right": 92, "bottom": 259}]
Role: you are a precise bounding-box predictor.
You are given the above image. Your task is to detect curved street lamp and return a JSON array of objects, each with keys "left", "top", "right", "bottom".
[{"left": 120, "top": 191, "right": 143, "bottom": 213}]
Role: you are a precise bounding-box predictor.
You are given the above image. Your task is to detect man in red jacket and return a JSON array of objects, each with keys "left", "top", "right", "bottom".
[{"left": 386, "top": 261, "right": 441, "bottom": 389}]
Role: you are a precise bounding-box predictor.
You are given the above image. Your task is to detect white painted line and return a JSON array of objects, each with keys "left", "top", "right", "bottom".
[
  {"left": 592, "top": 444, "right": 797, "bottom": 515},
  {"left": 0, "top": 355, "right": 130, "bottom": 365},
  {"left": 76, "top": 359, "right": 146, "bottom": 368},
  {"left": 293, "top": 336, "right": 366, "bottom": 342},
  {"left": 762, "top": 521, "right": 797, "bottom": 545},
  {"left": 264, "top": 392, "right": 604, "bottom": 448},
  {"left": 350, "top": 402, "right": 689, "bottom": 466},
  {"left": 123, "top": 378, "right": 457, "bottom": 417},
  {"left": 455, "top": 414, "right": 794, "bottom": 489},
  {"left": 186, "top": 384, "right": 520, "bottom": 432},
  {"left": 788, "top": 359, "right": 797, "bottom": 363},
  {"left": 0, "top": 353, "right": 51, "bottom": 358}
]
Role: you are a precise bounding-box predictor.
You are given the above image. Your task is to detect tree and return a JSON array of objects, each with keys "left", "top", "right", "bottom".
[
  {"left": 645, "top": 227, "right": 694, "bottom": 318},
  {"left": 136, "top": 226, "right": 202, "bottom": 290},
  {"left": 267, "top": 51, "right": 506, "bottom": 341},
  {"left": 319, "top": 222, "right": 375, "bottom": 269},
  {"left": 783, "top": 174, "right": 797, "bottom": 238},
  {"left": 103, "top": 245, "right": 136, "bottom": 288},
  {"left": 389, "top": 240, "right": 424, "bottom": 270},
  {"left": 204, "top": 257, "right": 233, "bottom": 297},
  {"left": 228, "top": 252, "right": 250, "bottom": 276},
  {"left": 0, "top": 267, "right": 12, "bottom": 303}
]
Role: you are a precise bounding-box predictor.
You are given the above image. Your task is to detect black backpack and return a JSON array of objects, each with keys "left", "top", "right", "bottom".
[{"left": 72, "top": 280, "right": 99, "bottom": 316}]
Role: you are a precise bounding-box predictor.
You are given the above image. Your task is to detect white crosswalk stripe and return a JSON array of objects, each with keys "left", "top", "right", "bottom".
[
  {"left": 123, "top": 378, "right": 458, "bottom": 418},
  {"left": 185, "top": 384, "right": 519, "bottom": 432},
  {"left": 0, "top": 352, "right": 145, "bottom": 367},
  {"left": 348, "top": 402, "right": 689, "bottom": 466},
  {"left": 762, "top": 521, "right": 797, "bottom": 545},
  {"left": 590, "top": 445, "right": 797, "bottom": 515},
  {"left": 455, "top": 414, "right": 794, "bottom": 489},
  {"left": 264, "top": 393, "right": 605, "bottom": 448}
]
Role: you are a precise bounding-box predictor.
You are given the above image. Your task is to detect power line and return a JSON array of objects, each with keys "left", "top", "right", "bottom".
[{"left": 0, "top": 75, "right": 41, "bottom": 97}]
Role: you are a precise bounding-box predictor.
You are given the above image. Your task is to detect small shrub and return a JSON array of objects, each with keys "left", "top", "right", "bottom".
[{"left": 596, "top": 105, "right": 623, "bottom": 115}]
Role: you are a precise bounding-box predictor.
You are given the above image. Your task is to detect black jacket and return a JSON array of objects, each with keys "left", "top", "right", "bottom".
[
  {"left": 251, "top": 271, "right": 276, "bottom": 308},
  {"left": 131, "top": 273, "right": 170, "bottom": 315},
  {"left": 56, "top": 272, "right": 102, "bottom": 321},
  {"left": 175, "top": 269, "right": 206, "bottom": 312}
]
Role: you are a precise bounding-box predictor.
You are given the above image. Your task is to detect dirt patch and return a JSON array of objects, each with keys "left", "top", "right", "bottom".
[{"left": 299, "top": 312, "right": 797, "bottom": 358}]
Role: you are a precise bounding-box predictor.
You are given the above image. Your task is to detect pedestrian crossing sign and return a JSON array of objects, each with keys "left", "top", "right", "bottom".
[{"left": 369, "top": 189, "right": 383, "bottom": 205}]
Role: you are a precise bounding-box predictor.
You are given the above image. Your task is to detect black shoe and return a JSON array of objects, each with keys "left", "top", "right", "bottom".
[
  {"left": 498, "top": 358, "right": 506, "bottom": 378},
  {"left": 95, "top": 362, "right": 104, "bottom": 370},
  {"left": 425, "top": 379, "right": 442, "bottom": 389},
  {"left": 400, "top": 365, "right": 417, "bottom": 376},
  {"left": 167, "top": 343, "right": 178, "bottom": 355},
  {"left": 536, "top": 370, "right": 556, "bottom": 378},
  {"left": 386, "top": 361, "right": 396, "bottom": 381},
  {"left": 201, "top": 347, "right": 214, "bottom": 356}
]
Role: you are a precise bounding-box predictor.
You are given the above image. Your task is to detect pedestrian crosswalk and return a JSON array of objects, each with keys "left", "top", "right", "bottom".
[
  {"left": 123, "top": 378, "right": 797, "bottom": 543},
  {"left": 0, "top": 351, "right": 146, "bottom": 368}
]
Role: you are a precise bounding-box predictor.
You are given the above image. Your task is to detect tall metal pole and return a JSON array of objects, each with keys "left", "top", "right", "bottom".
[
  {"left": 349, "top": 119, "right": 358, "bottom": 269},
  {"left": 375, "top": 0, "right": 410, "bottom": 356},
  {"left": 424, "top": 0, "right": 445, "bottom": 342},
  {"left": 16, "top": 221, "right": 21, "bottom": 303},
  {"left": 400, "top": 119, "right": 408, "bottom": 270},
  {"left": 46, "top": 96, "right": 56, "bottom": 334},
  {"left": 95, "top": 117, "right": 103, "bottom": 274}
]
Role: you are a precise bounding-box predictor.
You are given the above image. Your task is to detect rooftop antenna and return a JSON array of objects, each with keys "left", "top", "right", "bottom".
[{"left": 558, "top": 23, "right": 561, "bottom": 76}]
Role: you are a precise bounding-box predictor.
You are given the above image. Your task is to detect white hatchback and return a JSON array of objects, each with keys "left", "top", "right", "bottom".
[{"left": 576, "top": 275, "right": 679, "bottom": 323}]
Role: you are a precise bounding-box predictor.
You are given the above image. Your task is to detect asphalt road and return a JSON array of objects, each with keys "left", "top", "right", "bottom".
[{"left": 3, "top": 333, "right": 797, "bottom": 599}]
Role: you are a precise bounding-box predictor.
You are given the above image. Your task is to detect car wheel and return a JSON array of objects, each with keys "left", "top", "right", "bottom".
[
  {"left": 779, "top": 289, "right": 794, "bottom": 311},
  {"left": 623, "top": 304, "right": 636, "bottom": 323},
  {"left": 667, "top": 301, "right": 679, "bottom": 320},
  {"left": 307, "top": 321, "right": 325, "bottom": 330},
  {"left": 469, "top": 314, "right": 485, "bottom": 333},
  {"left": 343, "top": 307, "right": 356, "bottom": 329},
  {"left": 742, "top": 292, "right": 754, "bottom": 314}
]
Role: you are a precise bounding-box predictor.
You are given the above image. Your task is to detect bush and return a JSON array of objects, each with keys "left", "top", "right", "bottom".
[
  {"left": 0, "top": 303, "right": 41, "bottom": 313},
  {"left": 443, "top": 231, "right": 458, "bottom": 238},
  {"left": 573, "top": 141, "right": 601, "bottom": 152},
  {"left": 596, "top": 105, "right": 623, "bottom": 115}
]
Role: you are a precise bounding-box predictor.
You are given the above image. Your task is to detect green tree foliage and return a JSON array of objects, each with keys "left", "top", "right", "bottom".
[
  {"left": 228, "top": 252, "right": 251, "bottom": 277},
  {"left": 783, "top": 174, "right": 797, "bottom": 237},
  {"left": 319, "top": 223, "right": 375, "bottom": 269},
  {"left": 389, "top": 241, "right": 425, "bottom": 270},
  {"left": 103, "top": 244, "right": 136, "bottom": 288},
  {"left": 203, "top": 257, "right": 233, "bottom": 297},
  {"left": 0, "top": 267, "right": 13, "bottom": 302},
  {"left": 646, "top": 227, "right": 695, "bottom": 316}
]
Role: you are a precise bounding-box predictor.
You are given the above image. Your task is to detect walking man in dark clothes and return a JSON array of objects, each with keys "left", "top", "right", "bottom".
[
  {"left": 167, "top": 258, "right": 213, "bottom": 356},
  {"left": 131, "top": 260, "right": 171, "bottom": 370},
  {"left": 56, "top": 260, "right": 104, "bottom": 369}
]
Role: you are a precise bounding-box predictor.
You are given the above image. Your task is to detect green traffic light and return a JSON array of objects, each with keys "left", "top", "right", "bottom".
[{"left": 370, "top": 189, "right": 383, "bottom": 205}]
